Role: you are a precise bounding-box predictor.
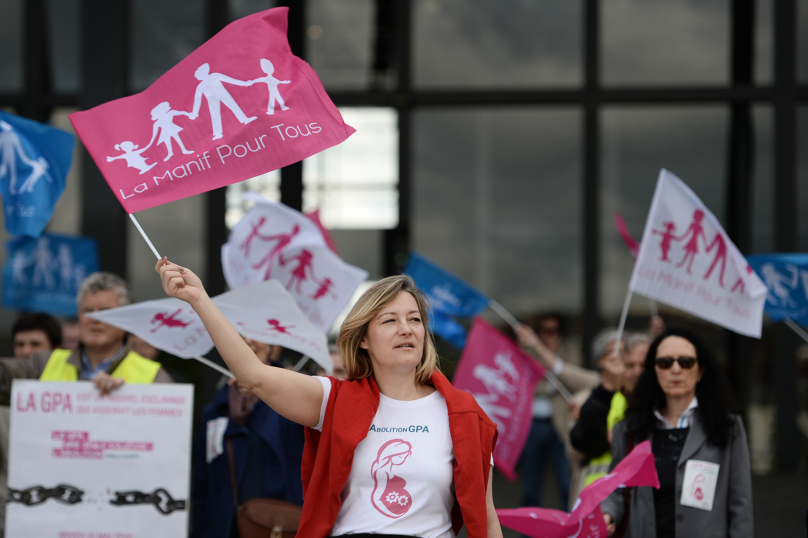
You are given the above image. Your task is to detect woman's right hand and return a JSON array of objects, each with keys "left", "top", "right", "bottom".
[
  {"left": 155, "top": 257, "right": 207, "bottom": 306},
  {"left": 603, "top": 513, "right": 616, "bottom": 536}
]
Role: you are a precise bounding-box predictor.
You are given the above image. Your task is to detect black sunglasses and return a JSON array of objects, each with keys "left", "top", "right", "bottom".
[{"left": 655, "top": 357, "right": 698, "bottom": 370}]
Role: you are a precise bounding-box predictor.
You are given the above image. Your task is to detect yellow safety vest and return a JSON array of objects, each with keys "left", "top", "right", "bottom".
[
  {"left": 40, "top": 349, "right": 161, "bottom": 384},
  {"left": 582, "top": 391, "right": 628, "bottom": 486}
]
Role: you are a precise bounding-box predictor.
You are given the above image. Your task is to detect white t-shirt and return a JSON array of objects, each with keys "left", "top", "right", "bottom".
[{"left": 313, "top": 377, "right": 457, "bottom": 538}]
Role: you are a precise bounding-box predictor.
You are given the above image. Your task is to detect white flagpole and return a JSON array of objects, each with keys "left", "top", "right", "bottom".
[
  {"left": 488, "top": 299, "right": 574, "bottom": 403},
  {"left": 129, "top": 213, "right": 161, "bottom": 260},
  {"left": 785, "top": 318, "right": 808, "bottom": 345},
  {"left": 293, "top": 355, "right": 310, "bottom": 372},
  {"left": 614, "top": 289, "right": 633, "bottom": 355},
  {"left": 193, "top": 356, "right": 233, "bottom": 378}
]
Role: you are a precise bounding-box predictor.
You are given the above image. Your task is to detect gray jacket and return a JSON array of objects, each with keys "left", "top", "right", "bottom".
[{"left": 601, "top": 413, "right": 753, "bottom": 538}]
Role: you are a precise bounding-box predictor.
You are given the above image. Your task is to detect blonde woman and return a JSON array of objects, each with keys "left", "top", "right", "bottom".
[{"left": 155, "top": 259, "right": 501, "bottom": 538}]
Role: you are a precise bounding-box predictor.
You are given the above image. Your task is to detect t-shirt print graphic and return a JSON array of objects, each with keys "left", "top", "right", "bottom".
[{"left": 370, "top": 439, "right": 414, "bottom": 518}]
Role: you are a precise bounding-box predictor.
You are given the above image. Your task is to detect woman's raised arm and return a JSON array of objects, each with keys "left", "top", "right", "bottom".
[{"left": 156, "top": 257, "right": 324, "bottom": 427}]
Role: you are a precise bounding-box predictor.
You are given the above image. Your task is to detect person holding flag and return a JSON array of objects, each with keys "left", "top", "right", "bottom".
[
  {"left": 156, "top": 259, "right": 502, "bottom": 538},
  {"left": 601, "top": 328, "right": 752, "bottom": 537}
]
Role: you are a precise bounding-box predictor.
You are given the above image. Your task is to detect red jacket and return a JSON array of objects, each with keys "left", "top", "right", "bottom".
[{"left": 299, "top": 371, "right": 498, "bottom": 537}]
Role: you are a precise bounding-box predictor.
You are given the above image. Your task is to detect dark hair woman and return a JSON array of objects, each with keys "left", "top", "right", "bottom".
[{"left": 601, "top": 328, "right": 752, "bottom": 538}]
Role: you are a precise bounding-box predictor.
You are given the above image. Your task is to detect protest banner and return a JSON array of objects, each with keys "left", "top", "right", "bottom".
[
  {"left": 615, "top": 212, "right": 640, "bottom": 258},
  {"left": 403, "top": 252, "right": 490, "bottom": 348},
  {"left": 452, "top": 318, "right": 545, "bottom": 480},
  {"left": 306, "top": 209, "right": 339, "bottom": 254},
  {"left": 626, "top": 169, "right": 767, "bottom": 338},
  {"left": 2, "top": 234, "right": 99, "bottom": 317},
  {"left": 7, "top": 381, "right": 193, "bottom": 538},
  {"left": 497, "top": 440, "right": 658, "bottom": 538},
  {"left": 222, "top": 193, "right": 367, "bottom": 333},
  {"left": 69, "top": 8, "right": 353, "bottom": 216},
  {"left": 86, "top": 280, "right": 333, "bottom": 373},
  {"left": 747, "top": 253, "right": 808, "bottom": 326},
  {"left": 0, "top": 110, "right": 74, "bottom": 237}
]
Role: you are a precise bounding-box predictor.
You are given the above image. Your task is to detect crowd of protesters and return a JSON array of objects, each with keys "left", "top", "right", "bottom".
[{"left": 0, "top": 268, "right": 753, "bottom": 538}]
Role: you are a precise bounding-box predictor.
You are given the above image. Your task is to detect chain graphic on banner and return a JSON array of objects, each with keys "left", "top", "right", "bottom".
[{"left": 9, "top": 484, "right": 185, "bottom": 514}]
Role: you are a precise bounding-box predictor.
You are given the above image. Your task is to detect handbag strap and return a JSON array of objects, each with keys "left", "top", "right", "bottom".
[{"left": 226, "top": 437, "right": 240, "bottom": 511}]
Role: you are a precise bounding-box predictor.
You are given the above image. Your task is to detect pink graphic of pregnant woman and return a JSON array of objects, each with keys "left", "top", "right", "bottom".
[
  {"left": 691, "top": 473, "right": 706, "bottom": 501},
  {"left": 370, "top": 440, "right": 414, "bottom": 519}
]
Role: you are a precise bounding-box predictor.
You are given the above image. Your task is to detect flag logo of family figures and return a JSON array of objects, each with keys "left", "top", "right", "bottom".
[
  {"left": 88, "top": 281, "right": 333, "bottom": 372},
  {"left": 223, "top": 193, "right": 367, "bottom": 333},
  {"left": 403, "top": 253, "right": 490, "bottom": 348},
  {"left": 2, "top": 234, "right": 99, "bottom": 317},
  {"left": 69, "top": 8, "right": 354, "bottom": 214},
  {"left": 629, "top": 169, "right": 767, "bottom": 337},
  {"left": 452, "top": 318, "right": 545, "bottom": 480},
  {"left": 747, "top": 254, "right": 808, "bottom": 327},
  {"left": 0, "top": 111, "right": 74, "bottom": 237}
]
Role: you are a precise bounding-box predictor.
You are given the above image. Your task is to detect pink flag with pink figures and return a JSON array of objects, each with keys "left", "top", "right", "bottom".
[
  {"left": 452, "top": 318, "right": 545, "bottom": 480},
  {"left": 497, "top": 441, "right": 659, "bottom": 538},
  {"left": 68, "top": 8, "right": 354, "bottom": 214},
  {"left": 629, "top": 169, "right": 767, "bottom": 337}
]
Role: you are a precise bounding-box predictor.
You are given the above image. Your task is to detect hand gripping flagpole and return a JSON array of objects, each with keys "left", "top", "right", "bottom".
[
  {"left": 129, "top": 213, "right": 234, "bottom": 378},
  {"left": 488, "top": 299, "right": 574, "bottom": 403}
]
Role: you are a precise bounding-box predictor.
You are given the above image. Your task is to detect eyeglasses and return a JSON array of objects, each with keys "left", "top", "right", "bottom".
[{"left": 655, "top": 357, "right": 698, "bottom": 370}]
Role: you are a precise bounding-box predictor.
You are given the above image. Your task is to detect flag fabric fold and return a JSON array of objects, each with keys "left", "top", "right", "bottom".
[
  {"left": 747, "top": 253, "right": 808, "bottom": 326},
  {"left": 628, "top": 169, "right": 767, "bottom": 337},
  {"left": 452, "top": 318, "right": 545, "bottom": 480},
  {"left": 497, "top": 440, "right": 659, "bottom": 538},
  {"left": 403, "top": 252, "right": 490, "bottom": 348},
  {"left": 69, "top": 8, "right": 354, "bottom": 214}
]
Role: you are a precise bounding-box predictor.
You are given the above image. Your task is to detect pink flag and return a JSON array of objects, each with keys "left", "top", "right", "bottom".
[
  {"left": 306, "top": 209, "right": 339, "bottom": 255},
  {"left": 615, "top": 212, "right": 640, "bottom": 258},
  {"left": 497, "top": 441, "right": 659, "bottom": 538},
  {"left": 68, "top": 8, "right": 354, "bottom": 214},
  {"left": 452, "top": 318, "right": 545, "bottom": 480},
  {"left": 629, "top": 169, "right": 767, "bottom": 337},
  {"left": 222, "top": 193, "right": 367, "bottom": 332}
]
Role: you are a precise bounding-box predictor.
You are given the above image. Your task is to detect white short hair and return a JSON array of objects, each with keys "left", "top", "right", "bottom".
[{"left": 76, "top": 272, "right": 131, "bottom": 307}]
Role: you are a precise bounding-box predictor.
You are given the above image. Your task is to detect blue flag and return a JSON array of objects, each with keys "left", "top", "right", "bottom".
[
  {"left": 747, "top": 254, "right": 808, "bottom": 326},
  {"left": 2, "top": 233, "right": 100, "bottom": 317},
  {"left": 0, "top": 110, "right": 74, "bottom": 237},
  {"left": 403, "top": 252, "right": 490, "bottom": 348}
]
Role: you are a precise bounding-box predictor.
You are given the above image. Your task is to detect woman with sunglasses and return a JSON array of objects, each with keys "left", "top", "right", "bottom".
[{"left": 601, "top": 328, "right": 752, "bottom": 538}]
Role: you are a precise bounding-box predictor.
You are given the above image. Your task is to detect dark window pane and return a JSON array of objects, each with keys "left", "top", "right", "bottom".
[
  {"left": 413, "top": 0, "right": 582, "bottom": 89},
  {"left": 229, "top": 0, "right": 274, "bottom": 21},
  {"left": 307, "top": 0, "right": 376, "bottom": 90},
  {"left": 799, "top": 0, "right": 808, "bottom": 83},
  {"left": 48, "top": 0, "right": 81, "bottom": 94},
  {"left": 755, "top": 0, "right": 773, "bottom": 85},
  {"left": 0, "top": 0, "right": 23, "bottom": 92},
  {"left": 799, "top": 108, "right": 808, "bottom": 250},
  {"left": 129, "top": 0, "right": 205, "bottom": 92},
  {"left": 751, "top": 106, "right": 774, "bottom": 253},
  {"left": 600, "top": 106, "right": 729, "bottom": 317},
  {"left": 413, "top": 108, "right": 582, "bottom": 314},
  {"left": 602, "top": 0, "right": 729, "bottom": 86}
]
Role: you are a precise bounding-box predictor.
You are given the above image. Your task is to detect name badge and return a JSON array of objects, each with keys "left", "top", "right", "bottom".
[
  {"left": 206, "top": 417, "right": 229, "bottom": 463},
  {"left": 680, "top": 459, "right": 720, "bottom": 511}
]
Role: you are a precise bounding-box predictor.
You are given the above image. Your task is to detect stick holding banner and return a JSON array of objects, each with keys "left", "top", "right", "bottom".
[
  {"left": 614, "top": 289, "right": 633, "bottom": 355},
  {"left": 293, "top": 355, "right": 309, "bottom": 372},
  {"left": 194, "top": 356, "right": 233, "bottom": 378},
  {"left": 785, "top": 318, "right": 808, "bottom": 346},
  {"left": 129, "top": 213, "right": 161, "bottom": 260},
  {"left": 489, "top": 299, "right": 574, "bottom": 403}
]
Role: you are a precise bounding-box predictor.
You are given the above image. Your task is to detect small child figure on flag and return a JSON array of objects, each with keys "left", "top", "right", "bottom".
[
  {"left": 249, "top": 58, "right": 291, "bottom": 115},
  {"left": 107, "top": 141, "right": 156, "bottom": 174}
]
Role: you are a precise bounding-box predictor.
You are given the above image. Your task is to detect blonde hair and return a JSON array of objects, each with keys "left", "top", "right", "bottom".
[{"left": 337, "top": 275, "right": 440, "bottom": 384}]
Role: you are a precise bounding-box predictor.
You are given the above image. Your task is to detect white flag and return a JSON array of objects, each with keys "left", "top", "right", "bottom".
[
  {"left": 86, "top": 281, "right": 333, "bottom": 372},
  {"left": 222, "top": 193, "right": 368, "bottom": 332},
  {"left": 629, "top": 169, "right": 767, "bottom": 337},
  {"left": 85, "top": 299, "right": 212, "bottom": 359}
]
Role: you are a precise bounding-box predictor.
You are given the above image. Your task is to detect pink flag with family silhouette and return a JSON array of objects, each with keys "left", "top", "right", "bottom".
[
  {"left": 222, "top": 192, "right": 367, "bottom": 332},
  {"left": 85, "top": 280, "right": 333, "bottom": 371},
  {"left": 452, "top": 318, "right": 545, "bottom": 480},
  {"left": 629, "top": 169, "right": 767, "bottom": 337},
  {"left": 497, "top": 441, "right": 658, "bottom": 538},
  {"left": 68, "top": 7, "right": 354, "bottom": 214}
]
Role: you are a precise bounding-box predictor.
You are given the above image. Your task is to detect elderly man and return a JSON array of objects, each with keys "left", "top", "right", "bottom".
[{"left": 0, "top": 272, "right": 172, "bottom": 400}]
